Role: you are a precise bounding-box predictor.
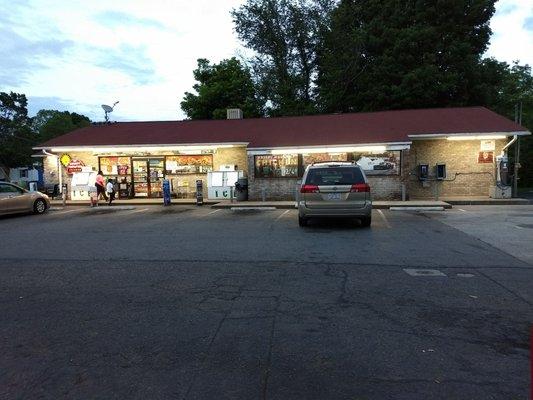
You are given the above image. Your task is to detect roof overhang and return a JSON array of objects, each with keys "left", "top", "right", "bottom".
[
  {"left": 247, "top": 142, "right": 411, "bottom": 155},
  {"left": 408, "top": 131, "right": 530, "bottom": 140},
  {"left": 33, "top": 142, "right": 250, "bottom": 153}
]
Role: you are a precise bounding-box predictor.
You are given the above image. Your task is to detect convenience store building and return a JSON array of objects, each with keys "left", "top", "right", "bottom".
[{"left": 34, "top": 107, "right": 530, "bottom": 201}]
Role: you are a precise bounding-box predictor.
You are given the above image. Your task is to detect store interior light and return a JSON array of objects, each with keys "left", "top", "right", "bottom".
[
  {"left": 271, "top": 146, "right": 387, "bottom": 155},
  {"left": 446, "top": 135, "right": 507, "bottom": 141}
]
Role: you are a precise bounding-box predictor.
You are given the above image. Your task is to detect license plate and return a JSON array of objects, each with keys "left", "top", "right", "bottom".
[{"left": 327, "top": 193, "right": 341, "bottom": 200}]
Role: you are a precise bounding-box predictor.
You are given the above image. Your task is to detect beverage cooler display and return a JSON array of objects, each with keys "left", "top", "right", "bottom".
[{"left": 133, "top": 160, "right": 149, "bottom": 197}]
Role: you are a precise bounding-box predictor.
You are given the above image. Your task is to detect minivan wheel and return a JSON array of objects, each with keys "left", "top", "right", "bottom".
[
  {"left": 298, "top": 216, "right": 308, "bottom": 227},
  {"left": 34, "top": 199, "right": 47, "bottom": 214},
  {"left": 360, "top": 216, "right": 371, "bottom": 227}
]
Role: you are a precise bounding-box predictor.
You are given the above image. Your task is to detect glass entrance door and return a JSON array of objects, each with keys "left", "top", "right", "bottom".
[
  {"left": 132, "top": 158, "right": 165, "bottom": 198},
  {"left": 132, "top": 160, "right": 149, "bottom": 197}
]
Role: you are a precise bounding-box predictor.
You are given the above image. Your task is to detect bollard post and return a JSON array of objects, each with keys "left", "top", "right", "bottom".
[
  {"left": 401, "top": 184, "right": 406, "bottom": 201},
  {"left": 62, "top": 183, "right": 67, "bottom": 207},
  {"left": 261, "top": 187, "right": 266, "bottom": 202}
]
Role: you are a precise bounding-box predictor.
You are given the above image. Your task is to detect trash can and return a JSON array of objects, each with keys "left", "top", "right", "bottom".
[
  {"left": 234, "top": 177, "right": 248, "bottom": 201},
  {"left": 162, "top": 179, "right": 171, "bottom": 206}
]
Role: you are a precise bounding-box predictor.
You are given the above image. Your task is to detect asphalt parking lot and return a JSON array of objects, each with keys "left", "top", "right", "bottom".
[{"left": 1, "top": 205, "right": 532, "bottom": 400}]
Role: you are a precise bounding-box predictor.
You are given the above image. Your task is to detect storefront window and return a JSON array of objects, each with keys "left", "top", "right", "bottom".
[
  {"left": 165, "top": 155, "right": 213, "bottom": 174},
  {"left": 302, "top": 153, "right": 348, "bottom": 168},
  {"left": 99, "top": 156, "right": 131, "bottom": 176},
  {"left": 254, "top": 154, "right": 299, "bottom": 178},
  {"left": 351, "top": 151, "right": 401, "bottom": 175}
]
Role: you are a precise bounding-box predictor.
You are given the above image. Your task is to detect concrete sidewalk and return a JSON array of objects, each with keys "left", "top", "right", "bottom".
[
  {"left": 51, "top": 197, "right": 530, "bottom": 209},
  {"left": 212, "top": 200, "right": 453, "bottom": 209}
]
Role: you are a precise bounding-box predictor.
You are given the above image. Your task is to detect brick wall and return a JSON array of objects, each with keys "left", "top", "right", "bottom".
[
  {"left": 213, "top": 147, "right": 248, "bottom": 172},
  {"left": 407, "top": 139, "right": 506, "bottom": 199},
  {"left": 247, "top": 153, "right": 409, "bottom": 201}
]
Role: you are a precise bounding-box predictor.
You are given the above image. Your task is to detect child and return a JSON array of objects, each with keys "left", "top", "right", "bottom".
[{"left": 106, "top": 179, "right": 115, "bottom": 206}]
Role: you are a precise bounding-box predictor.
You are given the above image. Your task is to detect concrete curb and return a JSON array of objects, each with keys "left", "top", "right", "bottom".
[{"left": 390, "top": 206, "right": 445, "bottom": 212}]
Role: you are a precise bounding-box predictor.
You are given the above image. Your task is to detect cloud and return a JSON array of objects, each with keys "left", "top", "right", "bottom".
[
  {"left": 498, "top": 3, "right": 518, "bottom": 15},
  {"left": 524, "top": 16, "right": 533, "bottom": 31},
  {"left": 89, "top": 44, "right": 158, "bottom": 85},
  {"left": 94, "top": 10, "right": 168, "bottom": 31},
  {"left": 0, "top": 27, "right": 73, "bottom": 86}
]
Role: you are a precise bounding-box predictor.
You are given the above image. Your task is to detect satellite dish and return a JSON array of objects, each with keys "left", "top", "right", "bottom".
[{"left": 101, "top": 101, "right": 119, "bottom": 122}]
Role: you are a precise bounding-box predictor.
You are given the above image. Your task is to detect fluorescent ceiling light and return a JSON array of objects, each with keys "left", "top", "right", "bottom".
[
  {"left": 446, "top": 135, "right": 507, "bottom": 141},
  {"left": 271, "top": 146, "right": 387, "bottom": 155},
  {"left": 49, "top": 144, "right": 238, "bottom": 153}
]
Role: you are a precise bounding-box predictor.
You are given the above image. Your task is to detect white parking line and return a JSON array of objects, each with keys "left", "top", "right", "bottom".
[
  {"left": 200, "top": 209, "right": 221, "bottom": 218},
  {"left": 127, "top": 208, "right": 149, "bottom": 214},
  {"left": 50, "top": 208, "right": 84, "bottom": 215},
  {"left": 275, "top": 210, "right": 290, "bottom": 221},
  {"left": 377, "top": 209, "right": 391, "bottom": 228}
]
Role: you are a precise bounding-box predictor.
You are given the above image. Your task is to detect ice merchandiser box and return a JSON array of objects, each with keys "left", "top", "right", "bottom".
[
  {"left": 207, "top": 169, "right": 244, "bottom": 200},
  {"left": 71, "top": 168, "right": 97, "bottom": 200}
]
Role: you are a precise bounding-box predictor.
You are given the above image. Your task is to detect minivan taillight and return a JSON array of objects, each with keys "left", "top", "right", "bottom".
[
  {"left": 300, "top": 184, "right": 319, "bottom": 193},
  {"left": 350, "top": 183, "right": 370, "bottom": 193}
]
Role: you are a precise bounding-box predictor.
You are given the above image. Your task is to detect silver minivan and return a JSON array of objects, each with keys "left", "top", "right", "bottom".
[{"left": 297, "top": 162, "right": 372, "bottom": 227}]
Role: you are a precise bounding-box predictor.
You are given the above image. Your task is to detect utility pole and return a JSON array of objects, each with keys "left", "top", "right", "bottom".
[{"left": 513, "top": 102, "right": 522, "bottom": 197}]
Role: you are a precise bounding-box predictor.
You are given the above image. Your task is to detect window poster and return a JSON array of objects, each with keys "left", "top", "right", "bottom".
[
  {"left": 352, "top": 151, "right": 401, "bottom": 175},
  {"left": 254, "top": 154, "right": 298, "bottom": 178},
  {"left": 165, "top": 155, "right": 213, "bottom": 174},
  {"left": 100, "top": 157, "right": 131, "bottom": 175}
]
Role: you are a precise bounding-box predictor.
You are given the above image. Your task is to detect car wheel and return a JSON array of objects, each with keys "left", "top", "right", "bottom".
[
  {"left": 298, "top": 216, "right": 308, "bottom": 227},
  {"left": 360, "top": 216, "right": 371, "bottom": 227},
  {"left": 34, "top": 199, "right": 47, "bottom": 214}
]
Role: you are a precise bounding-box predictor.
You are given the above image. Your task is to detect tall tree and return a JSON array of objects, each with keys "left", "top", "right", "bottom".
[
  {"left": 0, "top": 92, "right": 34, "bottom": 174},
  {"left": 480, "top": 61, "right": 533, "bottom": 187},
  {"left": 181, "top": 58, "right": 264, "bottom": 119},
  {"left": 317, "top": 0, "right": 497, "bottom": 112},
  {"left": 32, "top": 110, "right": 91, "bottom": 143},
  {"left": 232, "top": 0, "right": 334, "bottom": 116}
]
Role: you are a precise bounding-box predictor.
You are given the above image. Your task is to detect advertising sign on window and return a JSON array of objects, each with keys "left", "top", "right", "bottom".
[
  {"left": 100, "top": 157, "right": 131, "bottom": 175},
  {"left": 353, "top": 151, "right": 401, "bottom": 175},
  {"left": 166, "top": 155, "right": 213, "bottom": 174},
  {"left": 254, "top": 154, "right": 298, "bottom": 178}
]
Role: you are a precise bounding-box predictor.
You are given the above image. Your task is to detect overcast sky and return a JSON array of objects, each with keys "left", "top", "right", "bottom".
[{"left": 1, "top": 0, "right": 532, "bottom": 122}]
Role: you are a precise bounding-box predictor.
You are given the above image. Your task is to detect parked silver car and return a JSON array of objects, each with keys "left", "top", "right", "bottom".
[
  {"left": 298, "top": 162, "right": 372, "bottom": 227},
  {"left": 0, "top": 182, "right": 50, "bottom": 216}
]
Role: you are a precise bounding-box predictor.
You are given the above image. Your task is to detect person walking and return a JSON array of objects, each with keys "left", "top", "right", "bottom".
[
  {"left": 106, "top": 178, "right": 116, "bottom": 206},
  {"left": 95, "top": 171, "right": 107, "bottom": 202}
]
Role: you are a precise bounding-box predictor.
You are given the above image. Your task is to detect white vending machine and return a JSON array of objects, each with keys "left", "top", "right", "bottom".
[{"left": 207, "top": 168, "right": 244, "bottom": 200}]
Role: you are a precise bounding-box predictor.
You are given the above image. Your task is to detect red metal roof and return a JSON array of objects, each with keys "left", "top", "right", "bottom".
[{"left": 37, "top": 107, "right": 527, "bottom": 149}]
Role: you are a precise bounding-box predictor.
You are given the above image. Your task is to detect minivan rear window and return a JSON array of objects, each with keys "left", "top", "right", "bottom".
[{"left": 305, "top": 167, "right": 364, "bottom": 185}]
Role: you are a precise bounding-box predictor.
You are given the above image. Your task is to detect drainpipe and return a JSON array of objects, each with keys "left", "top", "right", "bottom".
[{"left": 501, "top": 135, "right": 517, "bottom": 156}]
